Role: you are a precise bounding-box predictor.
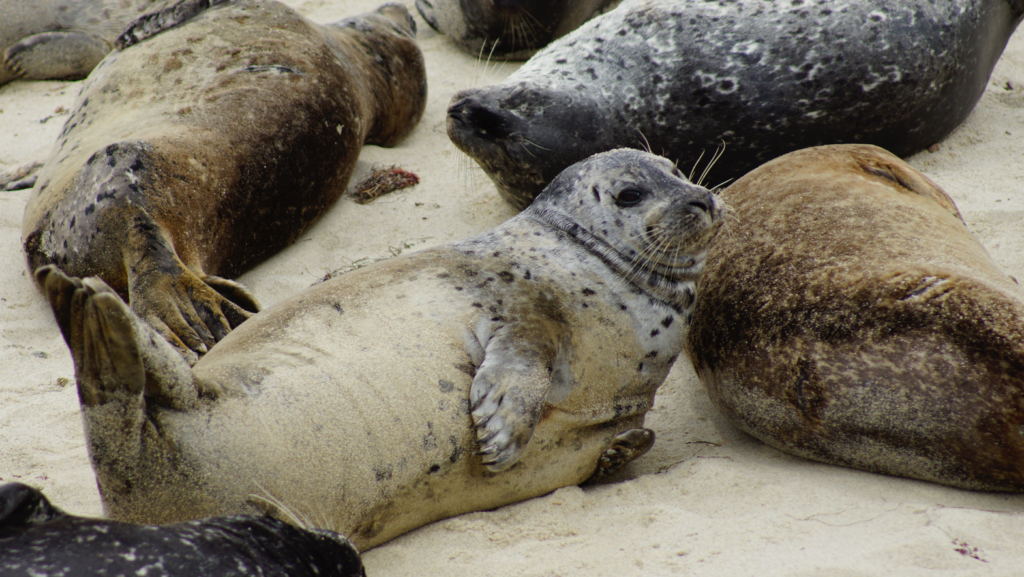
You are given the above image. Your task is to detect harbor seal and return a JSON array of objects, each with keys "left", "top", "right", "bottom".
[
  {"left": 685, "top": 144, "right": 1024, "bottom": 492},
  {"left": 37, "top": 149, "right": 725, "bottom": 549},
  {"left": 0, "top": 0, "right": 163, "bottom": 86},
  {"left": 0, "top": 482, "right": 366, "bottom": 577},
  {"left": 22, "top": 0, "right": 427, "bottom": 361},
  {"left": 448, "top": 0, "right": 1024, "bottom": 209},
  {"left": 416, "top": 0, "right": 621, "bottom": 60}
]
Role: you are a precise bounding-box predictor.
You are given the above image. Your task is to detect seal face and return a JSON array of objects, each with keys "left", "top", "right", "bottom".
[
  {"left": 447, "top": 0, "right": 1024, "bottom": 209},
  {"left": 22, "top": 0, "right": 427, "bottom": 362},
  {"left": 685, "top": 144, "right": 1024, "bottom": 492},
  {"left": 416, "top": 0, "right": 621, "bottom": 60},
  {"left": 0, "top": 482, "right": 366, "bottom": 577},
  {"left": 38, "top": 149, "right": 725, "bottom": 550},
  {"left": 0, "top": 0, "right": 162, "bottom": 86}
]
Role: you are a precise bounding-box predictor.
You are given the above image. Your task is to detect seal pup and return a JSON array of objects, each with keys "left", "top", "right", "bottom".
[
  {"left": 416, "top": 0, "right": 621, "bottom": 60},
  {"left": 0, "top": 0, "right": 163, "bottom": 86},
  {"left": 448, "top": 0, "right": 1024, "bottom": 209},
  {"left": 685, "top": 144, "right": 1024, "bottom": 492},
  {"left": 37, "top": 149, "right": 725, "bottom": 549},
  {"left": 22, "top": 0, "right": 427, "bottom": 361},
  {"left": 0, "top": 482, "right": 366, "bottom": 577}
]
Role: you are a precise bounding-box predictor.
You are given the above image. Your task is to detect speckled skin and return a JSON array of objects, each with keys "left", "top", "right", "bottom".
[
  {"left": 22, "top": 0, "right": 427, "bottom": 362},
  {"left": 0, "top": 483, "right": 365, "bottom": 577},
  {"left": 416, "top": 0, "right": 621, "bottom": 59},
  {"left": 448, "top": 0, "right": 1024, "bottom": 209},
  {"left": 38, "top": 149, "right": 724, "bottom": 550},
  {"left": 0, "top": 0, "right": 164, "bottom": 86},
  {"left": 685, "top": 144, "right": 1024, "bottom": 492}
]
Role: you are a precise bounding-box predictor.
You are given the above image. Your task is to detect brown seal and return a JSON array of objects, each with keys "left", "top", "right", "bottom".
[
  {"left": 37, "top": 149, "right": 725, "bottom": 549},
  {"left": 22, "top": 0, "right": 427, "bottom": 362},
  {"left": 685, "top": 144, "right": 1024, "bottom": 491}
]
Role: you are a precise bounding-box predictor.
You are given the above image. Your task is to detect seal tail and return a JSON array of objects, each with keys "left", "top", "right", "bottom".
[{"left": 36, "top": 265, "right": 199, "bottom": 494}]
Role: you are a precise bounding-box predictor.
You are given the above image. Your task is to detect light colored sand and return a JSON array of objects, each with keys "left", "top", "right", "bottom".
[{"left": 1, "top": 1, "right": 1022, "bottom": 575}]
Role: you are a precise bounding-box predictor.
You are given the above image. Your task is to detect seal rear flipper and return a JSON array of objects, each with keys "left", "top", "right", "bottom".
[
  {"left": 36, "top": 265, "right": 200, "bottom": 412},
  {"left": 4, "top": 32, "right": 110, "bottom": 81},
  {"left": 115, "top": 0, "right": 231, "bottom": 50}
]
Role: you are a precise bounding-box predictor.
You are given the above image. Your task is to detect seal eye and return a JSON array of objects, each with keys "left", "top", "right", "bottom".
[{"left": 615, "top": 188, "right": 645, "bottom": 207}]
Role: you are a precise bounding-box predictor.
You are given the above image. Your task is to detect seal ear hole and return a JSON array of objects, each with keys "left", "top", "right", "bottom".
[
  {"left": 615, "top": 188, "right": 645, "bottom": 207},
  {"left": 592, "top": 186, "right": 600, "bottom": 202}
]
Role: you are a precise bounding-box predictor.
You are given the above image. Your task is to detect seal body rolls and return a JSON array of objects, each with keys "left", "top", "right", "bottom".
[
  {"left": 22, "top": 0, "right": 427, "bottom": 361},
  {"left": 416, "top": 0, "right": 621, "bottom": 59},
  {"left": 685, "top": 144, "right": 1024, "bottom": 492},
  {"left": 448, "top": 0, "right": 1024, "bottom": 209},
  {"left": 38, "top": 149, "right": 725, "bottom": 549},
  {"left": 0, "top": 0, "right": 162, "bottom": 86},
  {"left": 0, "top": 482, "right": 366, "bottom": 577}
]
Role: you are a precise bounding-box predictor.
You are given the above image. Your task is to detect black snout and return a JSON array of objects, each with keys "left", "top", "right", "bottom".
[{"left": 448, "top": 95, "right": 514, "bottom": 140}]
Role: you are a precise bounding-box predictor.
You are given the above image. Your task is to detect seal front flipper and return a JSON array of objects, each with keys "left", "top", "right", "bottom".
[
  {"left": 585, "top": 428, "right": 655, "bottom": 482},
  {"left": 4, "top": 32, "right": 110, "bottom": 81},
  {"left": 115, "top": 0, "right": 232, "bottom": 50},
  {"left": 468, "top": 321, "right": 568, "bottom": 472},
  {"left": 124, "top": 210, "right": 258, "bottom": 363}
]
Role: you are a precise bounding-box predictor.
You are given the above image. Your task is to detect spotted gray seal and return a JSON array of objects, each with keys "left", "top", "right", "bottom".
[
  {"left": 685, "top": 144, "right": 1024, "bottom": 492},
  {"left": 0, "top": 0, "right": 163, "bottom": 86},
  {"left": 37, "top": 148, "right": 725, "bottom": 549},
  {"left": 22, "top": 0, "right": 427, "bottom": 361},
  {"left": 416, "top": 0, "right": 621, "bottom": 60},
  {"left": 0, "top": 482, "right": 366, "bottom": 577},
  {"left": 448, "top": 0, "right": 1024, "bottom": 209}
]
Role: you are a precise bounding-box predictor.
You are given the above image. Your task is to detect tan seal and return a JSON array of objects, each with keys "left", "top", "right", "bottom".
[
  {"left": 38, "top": 149, "right": 725, "bottom": 549},
  {"left": 0, "top": 0, "right": 163, "bottom": 86},
  {"left": 22, "top": 0, "right": 427, "bottom": 362},
  {"left": 685, "top": 144, "right": 1024, "bottom": 491}
]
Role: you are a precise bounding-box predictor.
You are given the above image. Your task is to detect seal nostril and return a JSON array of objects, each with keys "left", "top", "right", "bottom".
[
  {"left": 687, "top": 199, "right": 709, "bottom": 213},
  {"left": 458, "top": 103, "right": 512, "bottom": 139}
]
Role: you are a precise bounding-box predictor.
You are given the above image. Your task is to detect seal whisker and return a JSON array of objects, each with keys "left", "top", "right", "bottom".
[
  {"left": 249, "top": 482, "right": 312, "bottom": 530},
  {"left": 697, "top": 143, "right": 726, "bottom": 188}
]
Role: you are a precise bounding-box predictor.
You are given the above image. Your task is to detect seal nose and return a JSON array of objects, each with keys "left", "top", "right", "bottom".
[{"left": 448, "top": 94, "right": 513, "bottom": 139}]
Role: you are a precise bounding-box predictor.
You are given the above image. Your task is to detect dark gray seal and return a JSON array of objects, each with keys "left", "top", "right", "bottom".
[
  {"left": 37, "top": 149, "right": 725, "bottom": 549},
  {"left": 0, "top": 0, "right": 162, "bottom": 86},
  {"left": 22, "top": 0, "right": 427, "bottom": 362},
  {"left": 416, "top": 0, "right": 621, "bottom": 60},
  {"left": 0, "top": 482, "right": 365, "bottom": 577},
  {"left": 448, "top": 0, "right": 1024, "bottom": 209},
  {"left": 685, "top": 144, "right": 1024, "bottom": 492}
]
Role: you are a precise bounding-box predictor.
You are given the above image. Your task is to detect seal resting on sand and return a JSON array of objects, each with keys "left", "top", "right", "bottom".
[
  {"left": 0, "top": 0, "right": 164, "bottom": 86},
  {"left": 416, "top": 0, "right": 621, "bottom": 60},
  {"left": 22, "top": 0, "right": 427, "bottom": 362},
  {"left": 0, "top": 482, "right": 366, "bottom": 577},
  {"left": 448, "top": 0, "right": 1024, "bottom": 209},
  {"left": 685, "top": 144, "right": 1024, "bottom": 492},
  {"left": 38, "top": 149, "right": 725, "bottom": 549}
]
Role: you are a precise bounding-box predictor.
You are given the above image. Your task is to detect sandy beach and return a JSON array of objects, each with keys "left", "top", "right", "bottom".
[{"left": 1, "top": 1, "right": 1023, "bottom": 575}]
